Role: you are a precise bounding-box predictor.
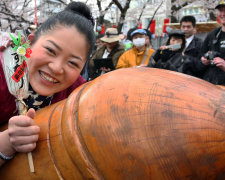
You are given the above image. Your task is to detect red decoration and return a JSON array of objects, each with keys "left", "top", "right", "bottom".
[
  {"left": 150, "top": 20, "right": 156, "bottom": 34},
  {"left": 101, "top": 25, "right": 105, "bottom": 34},
  {"left": 138, "top": 22, "right": 142, "bottom": 29},
  {"left": 25, "top": 48, "right": 32, "bottom": 58},
  {"left": 12, "top": 60, "right": 27, "bottom": 82},
  {"left": 163, "top": 18, "right": 170, "bottom": 33}
]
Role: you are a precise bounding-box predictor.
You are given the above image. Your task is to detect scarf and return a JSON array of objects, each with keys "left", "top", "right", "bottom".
[{"left": 23, "top": 84, "right": 53, "bottom": 111}]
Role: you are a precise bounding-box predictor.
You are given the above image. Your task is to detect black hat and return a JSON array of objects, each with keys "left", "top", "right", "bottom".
[
  {"left": 215, "top": 0, "right": 225, "bottom": 9},
  {"left": 168, "top": 29, "right": 185, "bottom": 38}
]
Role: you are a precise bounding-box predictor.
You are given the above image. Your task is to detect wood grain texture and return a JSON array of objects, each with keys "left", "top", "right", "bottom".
[{"left": 1, "top": 68, "right": 225, "bottom": 179}]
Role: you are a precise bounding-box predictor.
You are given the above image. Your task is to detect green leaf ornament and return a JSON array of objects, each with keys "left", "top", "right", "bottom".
[
  {"left": 9, "top": 33, "right": 19, "bottom": 46},
  {"left": 18, "top": 32, "right": 21, "bottom": 46}
]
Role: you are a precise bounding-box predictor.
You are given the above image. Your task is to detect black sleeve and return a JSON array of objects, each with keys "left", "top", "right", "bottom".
[
  {"left": 201, "top": 32, "right": 212, "bottom": 56},
  {"left": 147, "top": 50, "right": 160, "bottom": 67},
  {"left": 183, "top": 54, "right": 205, "bottom": 70},
  {"left": 152, "top": 49, "right": 161, "bottom": 62},
  {"left": 154, "top": 59, "right": 165, "bottom": 69},
  {"left": 154, "top": 58, "right": 176, "bottom": 71}
]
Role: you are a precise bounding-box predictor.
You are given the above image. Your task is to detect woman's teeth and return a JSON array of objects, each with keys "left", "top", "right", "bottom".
[{"left": 40, "top": 71, "right": 58, "bottom": 83}]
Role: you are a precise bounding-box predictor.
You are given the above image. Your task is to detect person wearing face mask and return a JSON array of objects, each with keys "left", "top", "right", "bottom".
[
  {"left": 149, "top": 29, "right": 196, "bottom": 75},
  {"left": 116, "top": 29, "right": 155, "bottom": 69}
]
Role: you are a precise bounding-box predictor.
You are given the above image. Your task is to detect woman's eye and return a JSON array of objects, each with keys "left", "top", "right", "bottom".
[
  {"left": 69, "top": 61, "right": 78, "bottom": 67},
  {"left": 45, "top": 47, "right": 56, "bottom": 55}
]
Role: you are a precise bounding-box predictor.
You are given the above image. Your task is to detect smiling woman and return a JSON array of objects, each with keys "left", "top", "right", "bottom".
[
  {"left": 28, "top": 26, "right": 88, "bottom": 96},
  {"left": 0, "top": 1, "right": 95, "bottom": 167}
]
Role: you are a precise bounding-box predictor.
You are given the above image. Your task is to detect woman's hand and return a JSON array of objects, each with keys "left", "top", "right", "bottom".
[
  {"left": 100, "top": 67, "right": 111, "bottom": 72},
  {"left": 8, "top": 108, "right": 40, "bottom": 153},
  {"left": 201, "top": 56, "right": 210, "bottom": 66},
  {"left": 214, "top": 57, "right": 225, "bottom": 72},
  {"left": 159, "top": 45, "right": 167, "bottom": 50}
]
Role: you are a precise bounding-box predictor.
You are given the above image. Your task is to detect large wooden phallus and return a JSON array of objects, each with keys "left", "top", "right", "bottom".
[{"left": 1, "top": 68, "right": 225, "bottom": 179}]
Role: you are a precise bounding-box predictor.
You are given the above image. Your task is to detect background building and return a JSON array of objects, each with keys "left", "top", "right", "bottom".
[
  {"left": 38, "top": 0, "right": 67, "bottom": 22},
  {"left": 179, "top": 1, "right": 208, "bottom": 22}
]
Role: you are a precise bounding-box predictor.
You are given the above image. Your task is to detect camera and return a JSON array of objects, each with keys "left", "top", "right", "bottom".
[{"left": 203, "top": 51, "right": 221, "bottom": 66}]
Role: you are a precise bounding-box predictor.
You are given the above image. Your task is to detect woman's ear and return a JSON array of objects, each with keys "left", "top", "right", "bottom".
[{"left": 28, "top": 34, "right": 35, "bottom": 45}]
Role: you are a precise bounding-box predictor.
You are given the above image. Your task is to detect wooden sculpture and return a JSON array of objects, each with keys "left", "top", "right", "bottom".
[{"left": 1, "top": 68, "right": 225, "bottom": 179}]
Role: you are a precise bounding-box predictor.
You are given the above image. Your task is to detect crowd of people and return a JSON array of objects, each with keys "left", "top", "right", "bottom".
[
  {"left": 87, "top": 1, "right": 225, "bottom": 86},
  {"left": 0, "top": 0, "right": 225, "bottom": 168}
]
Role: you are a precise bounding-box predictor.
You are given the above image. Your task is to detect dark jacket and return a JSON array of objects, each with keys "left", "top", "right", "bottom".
[
  {"left": 153, "top": 50, "right": 184, "bottom": 73},
  {"left": 88, "top": 43, "right": 124, "bottom": 80},
  {"left": 150, "top": 49, "right": 195, "bottom": 75},
  {"left": 183, "top": 36, "right": 204, "bottom": 77},
  {"left": 185, "top": 36, "right": 203, "bottom": 58},
  {"left": 197, "top": 27, "right": 225, "bottom": 85}
]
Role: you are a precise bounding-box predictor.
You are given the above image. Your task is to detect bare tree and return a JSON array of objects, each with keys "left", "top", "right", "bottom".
[
  {"left": 0, "top": 0, "right": 35, "bottom": 32},
  {"left": 137, "top": 0, "right": 151, "bottom": 22},
  {"left": 112, "top": 0, "right": 132, "bottom": 33},
  {"left": 1, "top": 0, "right": 219, "bottom": 33},
  {"left": 96, "top": 0, "right": 114, "bottom": 26},
  {"left": 52, "top": 0, "right": 66, "bottom": 5},
  {"left": 147, "top": 0, "right": 164, "bottom": 29},
  {"left": 0, "top": 0, "right": 68, "bottom": 32}
]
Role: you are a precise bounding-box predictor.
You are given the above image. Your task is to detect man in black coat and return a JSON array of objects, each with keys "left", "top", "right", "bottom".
[
  {"left": 180, "top": 15, "right": 203, "bottom": 77},
  {"left": 200, "top": 0, "right": 225, "bottom": 85}
]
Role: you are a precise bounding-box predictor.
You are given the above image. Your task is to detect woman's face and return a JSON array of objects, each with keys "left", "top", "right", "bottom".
[
  {"left": 28, "top": 26, "right": 88, "bottom": 96},
  {"left": 169, "top": 37, "right": 183, "bottom": 46}
]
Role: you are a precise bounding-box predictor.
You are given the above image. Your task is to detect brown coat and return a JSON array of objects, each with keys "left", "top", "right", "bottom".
[{"left": 88, "top": 43, "right": 124, "bottom": 80}]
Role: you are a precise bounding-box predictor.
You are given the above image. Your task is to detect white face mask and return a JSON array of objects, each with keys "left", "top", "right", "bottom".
[{"left": 133, "top": 38, "right": 146, "bottom": 47}]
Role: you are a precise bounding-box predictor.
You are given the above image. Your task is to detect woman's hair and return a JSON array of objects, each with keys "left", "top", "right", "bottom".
[{"left": 34, "top": 1, "right": 95, "bottom": 58}]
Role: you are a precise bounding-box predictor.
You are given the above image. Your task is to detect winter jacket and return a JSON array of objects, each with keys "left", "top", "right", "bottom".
[
  {"left": 183, "top": 36, "right": 204, "bottom": 77},
  {"left": 151, "top": 37, "right": 203, "bottom": 77},
  {"left": 153, "top": 49, "right": 184, "bottom": 72},
  {"left": 185, "top": 36, "right": 203, "bottom": 58},
  {"left": 197, "top": 27, "right": 225, "bottom": 85},
  {"left": 116, "top": 46, "right": 155, "bottom": 69},
  {"left": 150, "top": 48, "right": 196, "bottom": 75}
]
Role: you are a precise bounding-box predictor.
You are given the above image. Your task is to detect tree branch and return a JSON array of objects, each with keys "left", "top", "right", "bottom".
[
  {"left": 147, "top": 0, "right": 164, "bottom": 29},
  {"left": 112, "top": 0, "right": 123, "bottom": 11}
]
